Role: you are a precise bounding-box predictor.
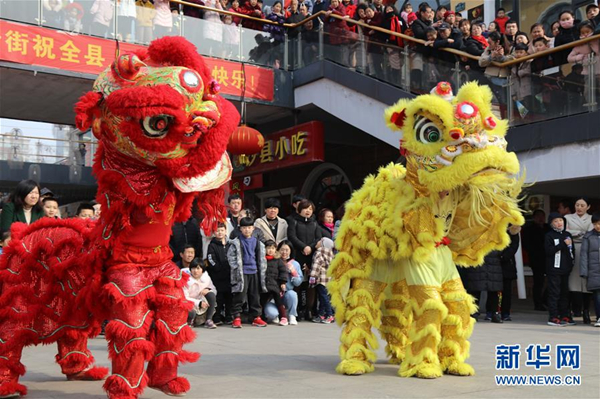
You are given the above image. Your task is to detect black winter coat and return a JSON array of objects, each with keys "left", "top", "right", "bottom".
[
  {"left": 501, "top": 232, "right": 520, "bottom": 280},
  {"left": 206, "top": 238, "right": 231, "bottom": 291},
  {"left": 459, "top": 251, "right": 503, "bottom": 292},
  {"left": 522, "top": 222, "right": 549, "bottom": 270},
  {"left": 553, "top": 23, "right": 580, "bottom": 65},
  {"left": 318, "top": 223, "right": 333, "bottom": 239},
  {"left": 169, "top": 218, "right": 202, "bottom": 262},
  {"left": 265, "top": 257, "right": 288, "bottom": 293},
  {"left": 287, "top": 213, "right": 322, "bottom": 268},
  {"left": 544, "top": 229, "right": 574, "bottom": 275}
]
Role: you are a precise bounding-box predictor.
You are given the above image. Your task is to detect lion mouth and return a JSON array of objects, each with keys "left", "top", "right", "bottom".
[{"left": 172, "top": 152, "right": 232, "bottom": 193}]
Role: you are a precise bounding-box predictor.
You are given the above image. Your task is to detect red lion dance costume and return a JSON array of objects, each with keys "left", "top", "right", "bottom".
[{"left": 0, "top": 37, "right": 239, "bottom": 399}]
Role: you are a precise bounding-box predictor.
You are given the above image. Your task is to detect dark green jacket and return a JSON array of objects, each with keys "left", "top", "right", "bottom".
[{"left": 0, "top": 202, "right": 44, "bottom": 233}]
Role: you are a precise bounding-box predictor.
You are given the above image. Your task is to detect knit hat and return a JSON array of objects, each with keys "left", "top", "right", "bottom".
[
  {"left": 444, "top": 10, "right": 455, "bottom": 19},
  {"left": 547, "top": 212, "right": 562, "bottom": 225},
  {"left": 322, "top": 237, "right": 334, "bottom": 250}
]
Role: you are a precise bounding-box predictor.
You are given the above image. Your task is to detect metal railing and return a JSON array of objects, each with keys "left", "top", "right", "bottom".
[{"left": 1, "top": 0, "right": 599, "bottom": 127}]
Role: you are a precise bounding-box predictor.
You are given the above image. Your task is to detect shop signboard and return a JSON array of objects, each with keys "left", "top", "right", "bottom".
[
  {"left": 0, "top": 20, "right": 274, "bottom": 101},
  {"left": 229, "top": 174, "right": 264, "bottom": 198},
  {"left": 232, "top": 121, "right": 324, "bottom": 176}
]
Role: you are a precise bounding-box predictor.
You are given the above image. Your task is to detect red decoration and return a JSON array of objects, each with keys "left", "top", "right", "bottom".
[
  {"left": 228, "top": 125, "right": 265, "bottom": 155},
  {"left": 484, "top": 116, "right": 497, "bottom": 130},
  {"left": 391, "top": 109, "right": 407, "bottom": 128}
]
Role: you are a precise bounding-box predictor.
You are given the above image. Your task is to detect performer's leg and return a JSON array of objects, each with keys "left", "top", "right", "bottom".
[
  {"left": 438, "top": 278, "right": 477, "bottom": 376},
  {"left": 378, "top": 280, "right": 410, "bottom": 365},
  {"left": 336, "top": 278, "right": 387, "bottom": 375},
  {"left": 0, "top": 335, "right": 27, "bottom": 398},
  {"left": 399, "top": 284, "right": 447, "bottom": 378},
  {"left": 147, "top": 264, "right": 199, "bottom": 395},
  {"left": 56, "top": 330, "right": 108, "bottom": 380},
  {"left": 103, "top": 267, "right": 156, "bottom": 399}
]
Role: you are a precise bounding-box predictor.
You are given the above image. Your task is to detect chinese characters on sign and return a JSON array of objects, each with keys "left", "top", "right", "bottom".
[
  {"left": 0, "top": 20, "right": 274, "bottom": 101},
  {"left": 495, "top": 344, "right": 580, "bottom": 370},
  {"left": 232, "top": 121, "right": 324, "bottom": 177}
]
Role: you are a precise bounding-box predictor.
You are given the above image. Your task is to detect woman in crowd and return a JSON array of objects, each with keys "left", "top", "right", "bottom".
[
  {"left": 0, "top": 180, "right": 44, "bottom": 234},
  {"left": 202, "top": 0, "right": 224, "bottom": 56},
  {"left": 153, "top": 0, "right": 173, "bottom": 37},
  {"left": 325, "top": 0, "right": 350, "bottom": 65},
  {"left": 287, "top": 199, "right": 322, "bottom": 320},
  {"left": 317, "top": 208, "right": 335, "bottom": 239},
  {"left": 580, "top": 213, "right": 600, "bottom": 327},
  {"left": 463, "top": 21, "right": 486, "bottom": 72},
  {"left": 265, "top": 1, "right": 286, "bottom": 44},
  {"left": 382, "top": 4, "right": 404, "bottom": 85},
  {"left": 567, "top": 21, "right": 600, "bottom": 104},
  {"left": 277, "top": 240, "right": 303, "bottom": 325},
  {"left": 565, "top": 197, "right": 594, "bottom": 324},
  {"left": 550, "top": 20, "right": 561, "bottom": 39},
  {"left": 554, "top": 10, "right": 580, "bottom": 65}
]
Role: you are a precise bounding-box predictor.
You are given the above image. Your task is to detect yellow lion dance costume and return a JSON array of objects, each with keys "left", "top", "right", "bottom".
[{"left": 328, "top": 82, "right": 525, "bottom": 379}]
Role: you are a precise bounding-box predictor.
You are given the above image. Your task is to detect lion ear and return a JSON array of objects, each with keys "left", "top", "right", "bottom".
[
  {"left": 384, "top": 99, "right": 410, "bottom": 131},
  {"left": 74, "top": 92, "right": 103, "bottom": 131}
]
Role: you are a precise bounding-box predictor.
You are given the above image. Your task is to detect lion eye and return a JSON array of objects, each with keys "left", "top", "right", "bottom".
[
  {"left": 141, "top": 115, "right": 173, "bottom": 138},
  {"left": 414, "top": 115, "right": 442, "bottom": 143}
]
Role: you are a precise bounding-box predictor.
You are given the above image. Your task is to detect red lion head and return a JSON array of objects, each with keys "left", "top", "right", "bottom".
[{"left": 75, "top": 37, "right": 240, "bottom": 193}]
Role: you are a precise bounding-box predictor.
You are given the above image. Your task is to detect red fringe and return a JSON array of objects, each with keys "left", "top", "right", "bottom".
[
  {"left": 105, "top": 313, "right": 154, "bottom": 342},
  {"left": 179, "top": 350, "right": 200, "bottom": 364},
  {"left": 0, "top": 358, "right": 26, "bottom": 376},
  {"left": 103, "top": 372, "right": 148, "bottom": 399},
  {"left": 197, "top": 188, "right": 228, "bottom": 236},
  {"left": 102, "top": 283, "right": 156, "bottom": 305},
  {"left": 153, "top": 293, "right": 193, "bottom": 311},
  {"left": 0, "top": 381, "right": 27, "bottom": 397},
  {"left": 107, "top": 339, "right": 155, "bottom": 361},
  {"left": 74, "top": 91, "right": 102, "bottom": 131},
  {"left": 154, "top": 322, "right": 196, "bottom": 346}
]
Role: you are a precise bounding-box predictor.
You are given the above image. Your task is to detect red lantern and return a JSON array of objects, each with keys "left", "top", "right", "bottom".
[{"left": 228, "top": 125, "right": 265, "bottom": 155}]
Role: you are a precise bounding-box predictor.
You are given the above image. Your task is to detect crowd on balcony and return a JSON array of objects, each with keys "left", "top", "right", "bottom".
[{"left": 36, "top": 0, "right": 600, "bottom": 122}]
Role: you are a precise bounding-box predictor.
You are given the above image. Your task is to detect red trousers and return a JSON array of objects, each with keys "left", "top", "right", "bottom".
[{"left": 102, "top": 248, "right": 198, "bottom": 399}]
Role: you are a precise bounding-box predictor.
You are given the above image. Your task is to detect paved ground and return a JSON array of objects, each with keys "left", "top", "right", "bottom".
[{"left": 20, "top": 299, "right": 599, "bottom": 398}]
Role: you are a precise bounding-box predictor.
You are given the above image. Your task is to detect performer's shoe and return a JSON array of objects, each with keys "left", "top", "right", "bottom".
[
  {"left": 66, "top": 365, "right": 109, "bottom": 381},
  {"left": 149, "top": 377, "right": 190, "bottom": 397}
]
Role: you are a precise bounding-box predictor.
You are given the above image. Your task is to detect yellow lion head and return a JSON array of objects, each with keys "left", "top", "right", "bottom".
[{"left": 384, "top": 82, "right": 520, "bottom": 194}]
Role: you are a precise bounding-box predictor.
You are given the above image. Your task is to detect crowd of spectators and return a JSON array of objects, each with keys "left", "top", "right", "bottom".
[{"left": 1, "top": 180, "right": 600, "bottom": 328}]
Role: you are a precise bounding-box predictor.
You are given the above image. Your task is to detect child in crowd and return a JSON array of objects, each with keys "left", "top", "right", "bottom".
[
  {"left": 277, "top": 240, "right": 303, "bottom": 325},
  {"left": 183, "top": 259, "right": 218, "bottom": 329},
  {"left": 222, "top": 13, "right": 240, "bottom": 59},
  {"left": 227, "top": 217, "right": 268, "bottom": 328},
  {"left": 531, "top": 37, "right": 560, "bottom": 114},
  {"left": 400, "top": 2, "right": 412, "bottom": 25},
  {"left": 579, "top": 213, "right": 600, "bottom": 327},
  {"left": 207, "top": 223, "right": 233, "bottom": 325},
  {"left": 0, "top": 232, "right": 10, "bottom": 256},
  {"left": 42, "top": 197, "right": 60, "bottom": 219},
  {"left": 493, "top": 7, "right": 509, "bottom": 34},
  {"left": 64, "top": 3, "right": 84, "bottom": 33},
  {"left": 545, "top": 213, "right": 575, "bottom": 326},
  {"left": 262, "top": 240, "right": 289, "bottom": 326},
  {"left": 511, "top": 43, "right": 533, "bottom": 119},
  {"left": 76, "top": 203, "right": 94, "bottom": 219},
  {"left": 563, "top": 63, "right": 586, "bottom": 114},
  {"left": 309, "top": 238, "right": 335, "bottom": 323},
  {"left": 567, "top": 21, "right": 600, "bottom": 104}
]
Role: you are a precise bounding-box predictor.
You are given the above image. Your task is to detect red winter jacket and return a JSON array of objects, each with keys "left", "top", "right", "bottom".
[{"left": 240, "top": 2, "right": 265, "bottom": 31}]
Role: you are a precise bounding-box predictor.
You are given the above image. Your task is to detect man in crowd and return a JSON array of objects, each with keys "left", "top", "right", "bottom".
[
  {"left": 170, "top": 214, "right": 203, "bottom": 262},
  {"left": 504, "top": 19, "right": 520, "bottom": 48},
  {"left": 254, "top": 198, "right": 289, "bottom": 245},
  {"left": 522, "top": 209, "right": 550, "bottom": 311},
  {"left": 227, "top": 194, "right": 244, "bottom": 233},
  {"left": 177, "top": 244, "right": 196, "bottom": 269}
]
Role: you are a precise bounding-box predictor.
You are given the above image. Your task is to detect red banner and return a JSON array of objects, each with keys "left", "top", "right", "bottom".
[
  {"left": 232, "top": 121, "right": 324, "bottom": 176},
  {"left": 0, "top": 20, "right": 274, "bottom": 101}
]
